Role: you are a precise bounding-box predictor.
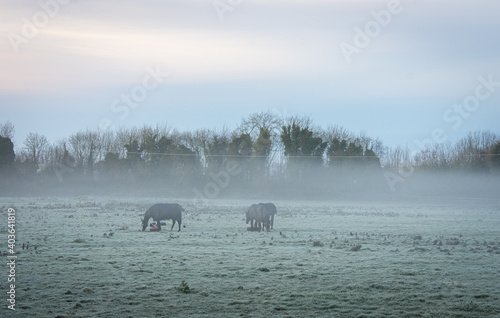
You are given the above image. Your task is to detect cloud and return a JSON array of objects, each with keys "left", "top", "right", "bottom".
[
  {"left": 1, "top": 0, "right": 499, "bottom": 101},
  {"left": 0, "top": 0, "right": 343, "bottom": 94},
  {"left": 1, "top": 26, "right": 316, "bottom": 94}
]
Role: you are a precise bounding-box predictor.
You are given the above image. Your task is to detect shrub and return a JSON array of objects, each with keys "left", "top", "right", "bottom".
[{"left": 176, "top": 280, "right": 190, "bottom": 294}]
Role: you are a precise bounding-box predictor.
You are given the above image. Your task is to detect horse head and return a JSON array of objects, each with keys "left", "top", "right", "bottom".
[
  {"left": 141, "top": 217, "right": 148, "bottom": 231},
  {"left": 246, "top": 204, "right": 259, "bottom": 225}
]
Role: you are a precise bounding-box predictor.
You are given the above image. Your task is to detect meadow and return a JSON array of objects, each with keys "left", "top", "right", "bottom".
[{"left": 1, "top": 196, "right": 499, "bottom": 317}]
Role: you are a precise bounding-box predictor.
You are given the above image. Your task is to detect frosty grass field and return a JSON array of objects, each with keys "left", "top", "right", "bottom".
[{"left": 1, "top": 196, "right": 500, "bottom": 318}]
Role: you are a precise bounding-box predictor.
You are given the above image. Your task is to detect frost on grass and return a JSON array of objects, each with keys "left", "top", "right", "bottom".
[
  {"left": 2, "top": 197, "right": 499, "bottom": 318},
  {"left": 350, "top": 244, "right": 362, "bottom": 251}
]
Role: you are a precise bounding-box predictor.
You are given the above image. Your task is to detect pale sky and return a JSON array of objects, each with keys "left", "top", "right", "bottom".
[{"left": 1, "top": 0, "right": 499, "bottom": 150}]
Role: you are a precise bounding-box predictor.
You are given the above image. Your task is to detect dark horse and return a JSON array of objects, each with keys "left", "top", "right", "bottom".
[
  {"left": 259, "top": 203, "right": 277, "bottom": 230},
  {"left": 246, "top": 204, "right": 260, "bottom": 228},
  {"left": 141, "top": 203, "right": 183, "bottom": 232},
  {"left": 246, "top": 203, "right": 277, "bottom": 232}
]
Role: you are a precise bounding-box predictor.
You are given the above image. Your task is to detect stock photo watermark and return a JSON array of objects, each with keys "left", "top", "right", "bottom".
[
  {"left": 192, "top": 159, "right": 245, "bottom": 203},
  {"left": 192, "top": 106, "right": 288, "bottom": 202},
  {"left": 53, "top": 64, "right": 167, "bottom": 183},
  {"left": 415, "top": 74, "right": 500, "bottom": 154},
  {"left": 99, "top": 64, "right": 168, "bottom": 131},
  {"left": 442, "top": 75, "right": 500, "bottom": 130},
  {"left": 340, "top": 0, "right": 413, "bottom": 64},
  {"left": 6, "top": 208, "right": 17, "bottom": 311},
  {"left": 7, "top": 0, "right": 72, "bottom": 53},
  {"left": 384, "top": 74, "right": 500, "bottom": 192},
  {"left": 213, "top": 0, "right": 243, "bottom": 22}
]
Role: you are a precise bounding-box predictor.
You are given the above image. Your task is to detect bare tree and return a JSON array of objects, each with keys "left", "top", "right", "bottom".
[
  {"left": 323, "top": 126, "right": 385, "bottom": 163},
  {"left": 414, "top": 142, "right": 455, "bottom": 169},
  {"left": 45, "top": 140, "right": 66, "bottom": 168},
  {"left": 0, "top": 121, "right": 15, "bottom": 140},
  {"left": 453, "top": 130, "right": 498, "bottom": 170},
  {"left": 238, "top": 111, "right": 291, "bottom": 178},
  {"left": 69, "top": 131, "right": 87, "bottom": 169},
  {"left": 68, "top": 129, "right": 111, "bottom": 175},
  {"left": 183, "top": 129, "right": 210, "bottom": 168},
  {"left": 23, "top": 132, "right": 49, "bottom": 171},
  {"left": 323, "top": 125, "right": 353, "bottom": 144},
  {"left": 138, "top": 123, "right": 172, "bottom": 163},
  {"left": 238, "top": 111, "right": 281, "bottom": 140},
  {"left": 383, "top": 145, "right": 414, "bottom": 168},
  {"left": 100, "top": 130, "right": 119, "bottom": 159},
  {"left": 205, "top": 127, "right": 231, "bottom": 171},
  {"left": 115, "top": 127, "right": 141, "bottom": 159}
]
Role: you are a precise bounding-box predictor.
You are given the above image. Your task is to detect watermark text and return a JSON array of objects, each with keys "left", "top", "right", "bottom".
[
  {"left": 6, "top": 208, "right": 17, "bottom": 311},
  {"left": 8, "top": 0, "right": 72, "bottom": 53}
]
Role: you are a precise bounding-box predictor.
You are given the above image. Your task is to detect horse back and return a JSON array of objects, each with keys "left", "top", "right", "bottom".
[
  {"left": 264, "top": 203, "right": 277, "bottom": 215},
  {"left": 247, "top": 204, "right": 259, "bottom": 218},
  {"left": 150, "top": 203, "right": 182, "bottom": 221}
]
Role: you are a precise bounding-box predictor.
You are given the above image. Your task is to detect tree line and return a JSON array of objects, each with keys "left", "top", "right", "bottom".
[{"left": 1, "top": 113, "right": 499, "bottom": 197}]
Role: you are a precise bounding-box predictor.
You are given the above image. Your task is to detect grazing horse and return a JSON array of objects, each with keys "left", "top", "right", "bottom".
[
  {"left": 141, "top": 203, "right": 183, "bottom": 232},
  {"left": 246, "top": 203, "right": 277, "bottom": 232},
  {"left": 255, "top": 204, "right": 271, "bottom": 232},
  {"left": 260, "top": 203, "right": 277, "bottom": 229},
  {"left": 246, "top": 204, "right": 260, "bottom": 228}
]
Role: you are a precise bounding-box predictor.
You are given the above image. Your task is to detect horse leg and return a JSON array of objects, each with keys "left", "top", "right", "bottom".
[
  {"left": 171, "top": 220, "right": 175, "bottom": 231},
  {"left": 178, "top": 220, "right": 181, "bottom": 232}
]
